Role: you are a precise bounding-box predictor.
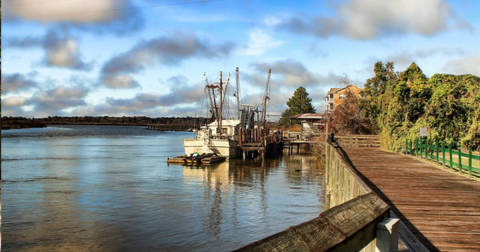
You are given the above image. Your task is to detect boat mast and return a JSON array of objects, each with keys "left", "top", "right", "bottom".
[
  {"left": 205, "top": 73, "right": 218, "bottom": 122},
  {"left": 236, "top": 67, "right": 240, "bottom": 120},
  {"left": 218, "top": 71, "right": 223, "bottom": 135},
  {"left": 262, "top": 69, "right": 271, "bottom": 128}
]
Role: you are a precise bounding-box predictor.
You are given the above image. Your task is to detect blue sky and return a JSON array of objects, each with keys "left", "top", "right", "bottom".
[{"left": 2, "top": 0, "right": 479, "bottom": 119}]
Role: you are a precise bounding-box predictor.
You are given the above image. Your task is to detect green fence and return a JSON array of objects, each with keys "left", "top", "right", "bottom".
[{"left": 406, "top": 138, "right": 480, "bottom": 177}]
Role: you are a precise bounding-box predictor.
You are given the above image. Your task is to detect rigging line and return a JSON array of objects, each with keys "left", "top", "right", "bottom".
[
  {"left": 7, "top": 0, "right": 236, "bottom": 20},
  {"left": 267, "top": 99, "right": 284, "bottom": 114},
  {"left": 199, "top": 87, "right": 206, "bottom": 122}
]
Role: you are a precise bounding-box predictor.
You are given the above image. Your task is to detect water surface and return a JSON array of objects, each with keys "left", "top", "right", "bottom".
[{"left": 1, "top": 125, "right": 325, "bottom": 251}]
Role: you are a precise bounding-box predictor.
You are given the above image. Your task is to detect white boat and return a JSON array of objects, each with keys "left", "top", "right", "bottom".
[
  {"left": 184, "top": 120, "right": 241, "bottom": 159},
  {"left": 183, "top": 68, "right": 279, "bottom": 160}
]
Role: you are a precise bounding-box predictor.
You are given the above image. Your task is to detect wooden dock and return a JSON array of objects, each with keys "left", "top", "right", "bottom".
[{"left": 342, "top": 147, "right": 480, "bottom": 251}]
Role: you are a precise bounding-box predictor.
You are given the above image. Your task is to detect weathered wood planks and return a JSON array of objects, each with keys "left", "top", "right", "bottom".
[
  {"left": 233, "top": 193, "right": 389, "bottom": 252},
  {"left": 343, "top": 148, "right": 480, "bottom": 252}
]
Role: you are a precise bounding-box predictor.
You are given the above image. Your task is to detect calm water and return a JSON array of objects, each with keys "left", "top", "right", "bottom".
[{"left": 1, "top": 125, "right": 325, "bottom": 252}]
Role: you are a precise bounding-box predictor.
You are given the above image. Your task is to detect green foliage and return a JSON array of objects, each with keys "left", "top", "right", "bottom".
[
  {"left": 362, "top": 61, "right": 480, "bottom": 151},
  {"left": 278, "top": 86, "right": 316, "bottom": 127}
]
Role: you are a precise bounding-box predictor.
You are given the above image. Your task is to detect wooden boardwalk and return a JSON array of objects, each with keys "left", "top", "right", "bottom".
[{"left": 342, "top": 148, "right": 480, "bottom": 252}]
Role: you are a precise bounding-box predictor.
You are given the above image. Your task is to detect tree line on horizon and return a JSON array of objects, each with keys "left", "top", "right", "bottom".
[{"left": 1, "top": 116, "right": 213, "bottom": 130}]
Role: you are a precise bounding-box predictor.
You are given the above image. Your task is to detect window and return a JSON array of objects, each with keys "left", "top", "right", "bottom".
[
  {"left": 330, "top": 94, "right": 334, "bottom": 99},
  {"left": 339, "top": 94, "right": 346, "bottom": 99}
]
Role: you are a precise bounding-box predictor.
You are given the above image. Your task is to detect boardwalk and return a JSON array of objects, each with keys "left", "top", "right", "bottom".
[{"left": 342, "top": 148, "right": 480, "bottom": 252}]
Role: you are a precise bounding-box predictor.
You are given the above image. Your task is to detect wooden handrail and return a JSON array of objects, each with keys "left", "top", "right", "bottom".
[
  {"left": 234, "top": 142, "right": 392, "bottom": 252},
  {"left": 233, "top": 193, "right": 389, "bottom": 252}
]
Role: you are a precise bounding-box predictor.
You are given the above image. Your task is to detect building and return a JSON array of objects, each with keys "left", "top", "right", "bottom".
[
  {"left": 325, "top": 85, "right": 362, "bottom": 113},
  {"left": 289, "top": 113, "right": 326, "bottom": 140}
]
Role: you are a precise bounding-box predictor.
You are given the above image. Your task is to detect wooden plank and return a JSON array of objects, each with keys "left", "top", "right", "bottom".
[
  {"left": 234, "top": 193, "right": 389, "bottom": 252},
  {"left": 342, "top": 147, "right": 480, "bottom": 252}
]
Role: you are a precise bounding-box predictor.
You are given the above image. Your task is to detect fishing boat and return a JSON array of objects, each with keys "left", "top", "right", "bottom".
[{"left": 183, "top": 68, "right": 283, "bottom": 160}]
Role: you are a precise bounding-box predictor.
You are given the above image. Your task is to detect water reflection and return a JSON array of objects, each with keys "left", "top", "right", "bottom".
[
  {"left": 2, "top": 126, "right": 325, "bottom": 252},
  {"left": 179, "top": 153, "right": 325, "bottom": 250}
]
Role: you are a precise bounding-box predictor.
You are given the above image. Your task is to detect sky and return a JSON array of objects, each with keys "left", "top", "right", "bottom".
[{"left": 2, "top": 0, "right": 480, "bottom": 120}]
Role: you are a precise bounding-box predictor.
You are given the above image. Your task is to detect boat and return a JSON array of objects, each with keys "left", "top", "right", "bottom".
[
  {"left": 182, "top": 68, "right": 283, "bottom": 160},
  {"left": 167, "top": 153, "right": 225, "bottom": 165}
]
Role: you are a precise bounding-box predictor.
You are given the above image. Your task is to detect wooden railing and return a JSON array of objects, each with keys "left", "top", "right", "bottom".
[
  {"left": 335, "top": 135, "right": 380, "bottom": 148},
  {"left": 406, "top": 138, "right": 480, "bottom": 177},
  {"left": 235, "top": 141, "right": 396, "bottom": 252}
]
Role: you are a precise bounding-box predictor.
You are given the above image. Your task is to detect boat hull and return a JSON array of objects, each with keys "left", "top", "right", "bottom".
[{"left": 184, "top": 139, "right": 240, "bottom": 159}]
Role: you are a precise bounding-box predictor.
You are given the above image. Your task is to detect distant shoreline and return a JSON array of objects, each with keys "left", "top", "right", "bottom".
[{"left": 1, "top": 116, "right": 213, "bottom": 130}]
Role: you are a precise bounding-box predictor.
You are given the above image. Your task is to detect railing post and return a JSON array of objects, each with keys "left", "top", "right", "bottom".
[
  {"left": 449, "top": 143, "right": 453, "bottom": 170},
  {"left": 405, "top": 139, "right": 408, "bottom": 155},
  {"left": 436, "top": 140, "right": 439, "bottom": 163},
  {"left": 416, "top": 138, "right": 418, "bottom": 157},
  {"left": 458, "top": 143, "right": 463, "bottom": 173},
  {"left": 428, "top": 139, "right": 431, "bottom": 160},
  {"left": 422, "top": 139, "right": 427, "bottom": 159},
  {"left": 420, "top": 138, "right": 423, "bottom": 159},
  {"left": 468, "top": 147, "right": 472, "bottom": 176},
  {"left": 376, "top": 218, "right": 399, "bottom": 252},
  {"left": 442, "top": 142, "right": 445, "bottom": 168}
]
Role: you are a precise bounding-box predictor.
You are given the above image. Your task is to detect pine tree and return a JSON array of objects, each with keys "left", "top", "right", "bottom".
[{"left": 278, "top": 86, "right": 316, "bottom": 127}]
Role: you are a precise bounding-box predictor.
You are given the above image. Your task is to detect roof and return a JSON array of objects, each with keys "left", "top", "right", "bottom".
[
  {"left": 289, "top": 113, "right": 325, "bottom": 120},
  {"left": 327, "top": 88, "right": 341, "bottom": 93},
  {"left": 326, "top": 85, "right": 362, "bottom": 95}
]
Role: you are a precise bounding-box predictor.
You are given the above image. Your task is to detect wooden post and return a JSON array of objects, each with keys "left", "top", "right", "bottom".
[{"left": 376, "top": 218, "right": 399, "bottom": 252}]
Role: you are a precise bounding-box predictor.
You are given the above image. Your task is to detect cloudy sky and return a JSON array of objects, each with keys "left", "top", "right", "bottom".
[{"left": 2, "top": 0, "right": 479, "bottom": 119}]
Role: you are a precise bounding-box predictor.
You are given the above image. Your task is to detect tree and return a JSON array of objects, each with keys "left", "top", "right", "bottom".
[
  {"left": 331, "top": 89, "right": 375, "bottom": 135},
  {"left": 278, "top": 86, "right": 316, "bottom": 127}
]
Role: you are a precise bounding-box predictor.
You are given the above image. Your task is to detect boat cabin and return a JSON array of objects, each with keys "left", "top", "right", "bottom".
[{"left": 197, "top": 120, "right": 241, "bottom": 140}]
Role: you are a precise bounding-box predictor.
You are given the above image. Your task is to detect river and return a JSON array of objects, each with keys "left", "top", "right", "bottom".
[{"left": 1, "top": 125, "right": 325, "bottom": 251}]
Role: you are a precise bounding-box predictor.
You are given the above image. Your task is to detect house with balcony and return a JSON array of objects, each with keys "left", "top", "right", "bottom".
[{"left": 325, "top": 85, "right": 362, "bottom": 113}]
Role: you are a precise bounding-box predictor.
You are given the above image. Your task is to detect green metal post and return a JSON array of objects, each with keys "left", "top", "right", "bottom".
[
  {"left": 449, "top": 143, "right": 453, "bottom": 170},
  {"left": 426, "top": 138, "right": 429, "bottom": 159},
  {"left": 416, "top": 138, "right": 418, "bottom": 157},
  {"left": 406, "top": 139, "right": 408, "bottom": 155},
  {"left": 442, "top": 142, "right": 445, "bottom": 168},
  {"left": 421, "top": 138, "right": 424, "bottom": 159},
  {"left": 468, "top": 147, "right": 472, "bottom": 176},
  {"left": 436, "top": 140, "right": 439, "bottom": 163},
  {"left": 458, "top": 143, "right": 462, "bottom": 173}
]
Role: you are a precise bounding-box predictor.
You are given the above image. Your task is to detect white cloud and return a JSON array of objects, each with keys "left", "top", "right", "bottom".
[
  {"left": 101, "top": 74, "right": 141, "bottom": 89},
  {"left": 2, "top": 96, "right": 28, "bottom": 107},
  {"left": 4, "top": 0, "right": 121, "bottom": 22},
  {"left": 47, "top": 39, "right": 79, "bottom": 67},
  {"left": 442, "top": 56, "right": 480, "bottom": 76},
  {"left": 236, "top": 29, "right": 283, "bottom": 56},
  {"left": 280, "top": 0, "right": 471, "bottom": 39},
  {"left": 265, "top": 16, "right": 281, "bottom": 27}
]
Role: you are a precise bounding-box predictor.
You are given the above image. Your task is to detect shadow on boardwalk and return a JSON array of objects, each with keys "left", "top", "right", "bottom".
[{"left": 340, "top": 147, "right": 480, "bottom": 252}]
